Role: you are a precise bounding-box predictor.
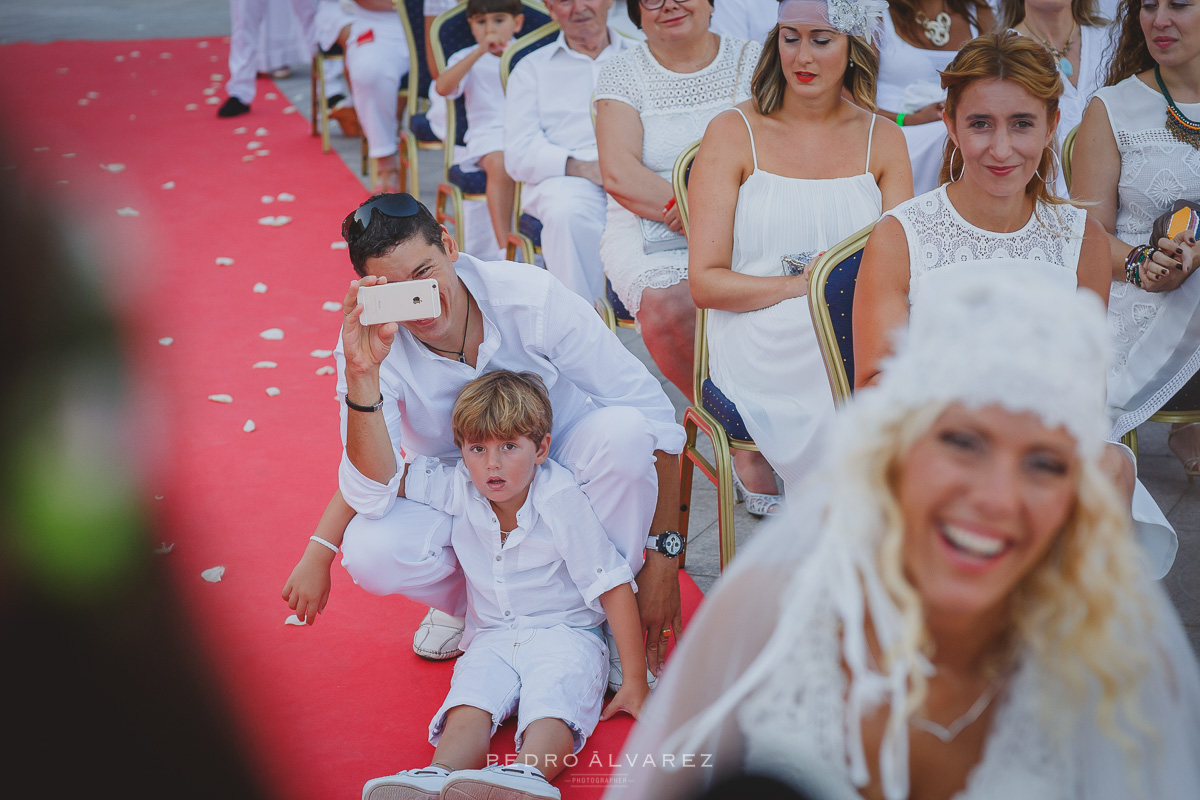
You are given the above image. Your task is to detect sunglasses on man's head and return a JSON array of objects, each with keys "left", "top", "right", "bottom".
[{"left": 341, "top": 193, "right": 422, "bottom": 240}]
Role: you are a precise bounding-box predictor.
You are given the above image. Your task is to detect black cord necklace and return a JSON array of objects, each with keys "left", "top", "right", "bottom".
[
  {"left": 1156, "top": 64, "right": 1200, "bottom": 148},
  {"left": 422, "top": 296, "right": 472, "bottom": 364}
]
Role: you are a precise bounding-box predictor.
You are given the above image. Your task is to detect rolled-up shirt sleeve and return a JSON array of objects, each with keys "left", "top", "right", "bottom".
[
  {"left": 503, "top": 58, "right": 570, "bottom": 185},
  {"left": 335, "top": 339, "right": 407, "bottom": 518},
  {"left": 541, "top": 280, "right": 686, "bottom": 454},
  {"left": 401, "top": 456, "right": 470, "bottom": 517},
  {"left": 547, "top": 486, "right": 636, "bottom": 612}
]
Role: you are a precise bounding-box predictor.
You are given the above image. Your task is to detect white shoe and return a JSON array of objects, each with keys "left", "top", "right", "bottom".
[
  {"left": 441, "top": 764, "right": 560, "bottom": 800},
  {"left": 362, "top": 766, "right": 449, "bottom": 800},
  {"left": 412, "top": 608, "right": 465, "bottom": 661},
  {"left": 605, "top": 626, "right": 658, "bottom": 694}
]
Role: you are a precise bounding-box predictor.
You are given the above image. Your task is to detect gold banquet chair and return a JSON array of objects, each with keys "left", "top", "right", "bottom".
[
  {"left": 310, "top": 45, "right": 345, "bottom": 153},
  {"left": 672, "top": 139, "right": 758, "bottom": 571},
  {"left": 807, "top": 223, "right": 876, "bottom": 407}
]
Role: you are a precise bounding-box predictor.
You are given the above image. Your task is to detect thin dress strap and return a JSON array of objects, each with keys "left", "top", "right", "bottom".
[
  {"left": 732, "top": 106, "right": 759, "bottom": 171},
  {"left": 865, "top": 114, "right": 876, "bottom": 174}
]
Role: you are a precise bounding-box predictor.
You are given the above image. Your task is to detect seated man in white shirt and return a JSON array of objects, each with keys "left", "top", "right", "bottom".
[
  {"left": 502, "top": 0, "right": 634, "bottom": 301},
  {"left": 282, "top": 194, "right": 686, "bottom": 683},
  {"left": 708, "top": 0, "right": 777, "bottom": 45}
]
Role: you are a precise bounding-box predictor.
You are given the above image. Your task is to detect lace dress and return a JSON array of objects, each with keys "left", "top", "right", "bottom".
[
  {"left": 593, "top": 35, "right": 759, "bottom": 318},
  {"left": 876, "top": 12, "right": 975, "bottom": 195},
  {"left": 1094, "top": 76, "right": 1200, "bottom": 443},
  {"left": 707, "top": 109, "right": 882, "bottom": 493}
]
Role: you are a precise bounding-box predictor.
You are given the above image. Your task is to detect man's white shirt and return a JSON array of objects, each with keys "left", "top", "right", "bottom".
[
  {"left": 503, "top": 28, "right": 634, "bottom": 185},
  {"left": 335, "top": 254, "right": 685, "bottom": 519}
]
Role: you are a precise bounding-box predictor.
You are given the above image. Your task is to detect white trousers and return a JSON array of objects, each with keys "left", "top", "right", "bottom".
[
  {"left": 226, "top": 0, "right": 317, "bottom": 104},
  {"left": 341, "top": 406, "right": 659, "bottom": 613},
  {"left": 522, "top": 176, "right": 608, "bottom": 302},
  {"left": 345, "top": 8, "right": 411, "bottom": 158}
]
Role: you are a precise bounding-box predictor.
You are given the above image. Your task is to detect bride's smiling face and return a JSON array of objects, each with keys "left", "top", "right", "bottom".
[{"left": 945, "top": 78, "right": 1058, "bottom": 198}]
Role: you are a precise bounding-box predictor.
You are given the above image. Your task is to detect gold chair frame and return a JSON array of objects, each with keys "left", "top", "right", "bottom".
[
  {"left": 808, "top": 222, "right": 876, "bottom": 407},
  {"left": 310, "top": 49, "right": 344, "bottom": 154}
]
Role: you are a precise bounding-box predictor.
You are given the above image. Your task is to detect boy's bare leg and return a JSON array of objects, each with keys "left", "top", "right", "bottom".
[
  {"left": 430, "top": 705, "right": 493, "bottom": 771},
  {"left": 478, "top": 150, "right": 514, "bottom": 252},
  {"left": 516, "top": 718, "right": 575, "bottom": 782}
]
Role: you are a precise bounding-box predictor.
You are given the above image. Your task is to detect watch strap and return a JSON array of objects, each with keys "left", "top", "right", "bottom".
[{"left": 345, "top": 393, "right": 384, "bottom": 412}]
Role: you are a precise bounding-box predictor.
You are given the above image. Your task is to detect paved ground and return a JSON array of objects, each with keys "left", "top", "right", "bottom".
[{"left": 5, "top": 1, "right": 1197, "bottom": 654}]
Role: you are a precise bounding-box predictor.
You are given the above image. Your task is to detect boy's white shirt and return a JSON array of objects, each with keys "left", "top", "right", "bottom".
[
  {"left": 443, "top": 43, "right": 509, "bottom": 149},
  {"left": 404, "top": 454, "right": 635, "bottom": 650}
]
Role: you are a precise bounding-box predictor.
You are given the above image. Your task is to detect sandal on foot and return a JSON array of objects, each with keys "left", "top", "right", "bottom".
[
  {"left": 1168, "top": 422, "right": 1200, "bottom": 479},
  {"left": 731, "top": 462, "right": 783, "bottom": 517}
]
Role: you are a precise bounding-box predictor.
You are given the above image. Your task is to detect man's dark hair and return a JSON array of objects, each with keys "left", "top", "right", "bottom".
[
  {"left": 466, "top": 0, "right": 523, "bottom": 18},
  {"left": 345, "top": 194, "right": 445, "bottom": 277}
]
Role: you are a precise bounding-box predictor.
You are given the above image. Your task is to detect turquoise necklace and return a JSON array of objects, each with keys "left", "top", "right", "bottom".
[{"left": 1027, "top": 21, "right": 1076, "bottom": 78}]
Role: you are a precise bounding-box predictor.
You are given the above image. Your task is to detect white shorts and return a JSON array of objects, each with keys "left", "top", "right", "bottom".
[{"left": 429, "top": 624, "right": 608, "bottom": 753}]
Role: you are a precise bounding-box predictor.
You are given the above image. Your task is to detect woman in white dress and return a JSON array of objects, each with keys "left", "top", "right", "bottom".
[
  {"left": 854, "top": 32, "right": 1178, "bottom": 578},
  {"left": 874, "top": 0, "right": 994, "bottom": 195},
  {"left": 605, "top": 271, "right": 1200, "bottom": 800},
  {"left": 1072, "top": 0, "right": 1200, "bottom": 478},
  {"left": 594, "top": 0, "right": 761, "bottom": 400},
  {"left": 688, "top": 0, "right": 911, "bottom": 506}
]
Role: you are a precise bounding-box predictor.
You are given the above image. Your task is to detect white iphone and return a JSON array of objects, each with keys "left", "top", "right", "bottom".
[{"left": 357, "top": 279, "right": 441, "bottom": 325}]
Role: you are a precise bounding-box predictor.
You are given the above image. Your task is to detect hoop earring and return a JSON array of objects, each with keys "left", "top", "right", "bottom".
[
  {"left": 1038, "top": 146, "right": 1063, "bottom": 187},
  {"left": 949, "top": 146, "right": 964, "bottom": 183}
]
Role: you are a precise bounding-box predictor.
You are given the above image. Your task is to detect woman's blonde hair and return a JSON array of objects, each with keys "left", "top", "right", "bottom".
[
  {"left": 938, "top": 32, "right": 1068, "bottom": 208},
  {"left": 751, "top": 25, "right": 878, "bottom": 115},
  {"left": 995, "top": 0, "right": 1108, "bottom": 31},
  {"left": 842, "top": 400, "right": 1155, "bottom": 770}
]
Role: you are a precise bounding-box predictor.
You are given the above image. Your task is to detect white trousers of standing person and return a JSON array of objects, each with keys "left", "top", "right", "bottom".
[
  {"left": 340, "top": 406, "right": 660, "bottom": 613},
  {"left": 521, "top": 176, "right": 608, "bottom": 302},
  {"left": 226, "top": 0, "right": 317, "bottom": 105},
  {"left": 345, "top": 7, "right": 411, "bottom": 159}
]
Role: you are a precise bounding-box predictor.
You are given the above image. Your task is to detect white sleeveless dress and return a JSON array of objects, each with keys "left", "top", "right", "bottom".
[
  {"left": 886, "top": 186, "right": 1178, "bottom": 579},
  {"left": 876, "top": 12, "right": 975, "bottom": 195},
  {"left": 1092, "top": 76, "right": 1200, "bottom": 443},
  {"left": 706, "top": 109, "right": 882, "bottom": 493}
]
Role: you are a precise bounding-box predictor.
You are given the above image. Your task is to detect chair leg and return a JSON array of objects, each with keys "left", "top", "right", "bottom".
[
  {"left": 1122, "top": 427, "right": 1139, "bottom": 462},
  {"left": 714, "top": 438, "right": 737, "bottom": 571},
  {"left": 399, "top": 130, "right": 420, "bottom": 198},
  {"left": 361, "top": 135, "right": 369, "bottom": 177},
  {"left": 678, "top": 417, "right": 699, "bottom": 571},
  {"left": 594, "top": 296, "right": 617, "bottom": 333},
  {"left": 316, "top": 57, "right": 332, "bottom": 153},
  {"left": 310, "top": 55, "right": 319, "bottom": 137}
]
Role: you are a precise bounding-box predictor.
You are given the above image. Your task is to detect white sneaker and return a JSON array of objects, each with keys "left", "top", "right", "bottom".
[
  {"left": 441, "top": 764, "right": 560, "bottom": 800},
  {"left": 412, "top": 607, "right": 465, "bottom": 660},
  {"left": 362, "top": 766, "right": 449, "bottom": 800},
  {"left": 605, "top": 626, "right": 659, "bottom": 693}
]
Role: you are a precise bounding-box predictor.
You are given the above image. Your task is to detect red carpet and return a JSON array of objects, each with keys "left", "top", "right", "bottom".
[{"left": 0, "top": 37, "right": 705, "bottom": 800}]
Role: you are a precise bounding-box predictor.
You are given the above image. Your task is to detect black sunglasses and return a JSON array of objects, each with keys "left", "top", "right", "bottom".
[{"left": 341, "top": 193, "right": 421, "bottom": 240}]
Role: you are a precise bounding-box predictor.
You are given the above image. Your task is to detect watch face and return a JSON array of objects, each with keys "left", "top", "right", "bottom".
[{"left": 662, "top": 532, "right": 684, "bottom": 557}]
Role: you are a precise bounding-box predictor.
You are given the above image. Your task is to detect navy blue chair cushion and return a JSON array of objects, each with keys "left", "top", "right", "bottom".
[
  {"left": 701, "top": 379, "right": 754, "bottom": 443},
  {"left": 401, "top": 0, "right": 432, "bottom": 99},
  {"left": 448, "top": 163, "right": 487, "bottom": 195},
  {"left": 507, "top": 25, "right": 560, "bottom": 78},
  {"left": 605, "top": 278, "right": 633, "bottom": 323},
  {"left": 410, "top": 112, "right": 440, "bottom": 144},
  {"left": 823, "top": 249, "right": 863, "bottom": 389},
  {"left": 518, "top": 213, "right": 542, "bottom": 246},
  {"left": 1161, "top": 372, "right": 1200, "bottom": 413}
]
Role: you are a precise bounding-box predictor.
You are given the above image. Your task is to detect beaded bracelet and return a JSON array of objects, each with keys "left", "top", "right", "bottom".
[
  {"left": 310, "top": 535, "right": 339, "bottom": 554},
  {"left": 1125, "top": 245, "right": 1154, "bottom": 287}
]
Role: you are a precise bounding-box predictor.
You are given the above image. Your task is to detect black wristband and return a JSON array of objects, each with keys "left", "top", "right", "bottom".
[{"left": 345, "top": 393, "right": 384, "bottom": 412}]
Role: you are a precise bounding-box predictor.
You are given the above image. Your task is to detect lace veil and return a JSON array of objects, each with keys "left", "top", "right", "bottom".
[{"left": 604, "top": 273, "right": 1200, "bottom": 800}]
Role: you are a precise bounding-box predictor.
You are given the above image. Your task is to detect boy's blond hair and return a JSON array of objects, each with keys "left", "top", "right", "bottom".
[{"left": 451, "top": 370, "right": 553, "bottom": 448}]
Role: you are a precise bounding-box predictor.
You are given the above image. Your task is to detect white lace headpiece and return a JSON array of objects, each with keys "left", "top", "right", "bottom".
[
  {"left": 855, "top": 269, "right": 1112, "bottom": 458},
  {"left": 777, "top": 0, "right": 888, "bottom": 41}
]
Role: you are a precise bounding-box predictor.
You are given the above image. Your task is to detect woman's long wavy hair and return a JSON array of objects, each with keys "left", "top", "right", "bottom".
[
  {"left": 996, "top": 0, "right": 1108, "bottom": 31},
  {"left": 838, "top": 400, "right": 1155, "bottom": 774},
  {"left": 1106, "top": 0, "right": 1156, "bottom": 86},
  {"left": 938, "top": 32, "right": 1067, "bottom": 207},
  {"left": 751, "top": 25, "right": 878, "bottom": 115}
]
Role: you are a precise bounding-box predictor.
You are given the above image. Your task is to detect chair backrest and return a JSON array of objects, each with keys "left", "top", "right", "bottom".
[
  {"left": 1061, "top": 123, "right": 1079, "bottom": 189},
  {"left": 397, "top": 0, "right": 432, "bottom": 115},
  {"left": 432, "top": 1, "right": 552, "bottom": 175},
  {"left": 673, "top": 139, "right": 701, "bottom": 238},
  {"left": 499, "top": 21, "right": 561, "bottom": 89},
  {"left": 807, "top": 222, "right": 875, "bottom": 406}
]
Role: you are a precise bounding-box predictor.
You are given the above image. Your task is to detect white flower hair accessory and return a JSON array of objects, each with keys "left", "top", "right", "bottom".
[
  {"left": 777, "top": 0, "right": 889, "bottom": 41},
  {"left": 850, "top": 269, "right": 1112, "bottom": 459}
]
